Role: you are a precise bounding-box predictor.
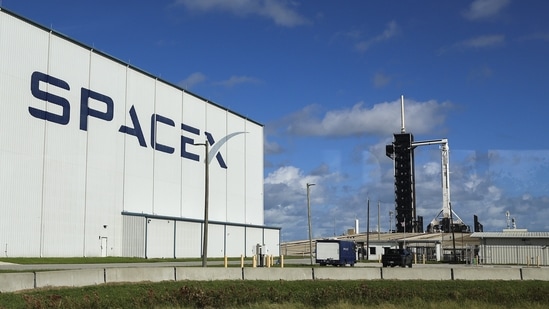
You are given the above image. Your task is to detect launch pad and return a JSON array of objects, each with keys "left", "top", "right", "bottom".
[{"left": 386, "top": 96, "right": 469, "bottom": 233}]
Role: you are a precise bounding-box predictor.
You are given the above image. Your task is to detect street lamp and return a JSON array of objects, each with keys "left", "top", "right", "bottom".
[
  {"left": 194, "top": 140, "right": 209, "bottom": 267},
  {"left": 306, "top": 183, "right": 315, "bottom": 266}
]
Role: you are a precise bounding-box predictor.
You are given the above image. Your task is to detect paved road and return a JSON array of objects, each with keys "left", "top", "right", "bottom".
[
  {"left": 1, "top": 258, "right": 530, "bottom": 272},
  {"left": 0, "top": 258, "right": 311, "bottom": 271}
]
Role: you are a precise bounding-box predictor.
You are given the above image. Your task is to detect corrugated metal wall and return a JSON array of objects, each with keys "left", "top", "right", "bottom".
[
  {"left": 122, "top": 216, "right": 145, "bottom": 258},
  {"left": 146, "top": 218, "right": 175, "bottom": 258},
  {"left": 175, "top": 221, "right": 202, "bottom": 258},
  {"left": 0, "top": 9, "right": 275, "bottom": 257},
  {"left": 226, "top": 226, "right": 246, "bottom": 257},
  {"left": 264, "top": 229, "right": 281, "bottom": 257},
  {"left": 479, "top": 238, "right": 549, "bottom": 265},
  {"left": 0, "top": 9, "right": 48, "bottom": 257},
  {"left": 123, "top": 214, "right": 280, "bottom": 258},
  {"left": 246, "top": 227, "right": 264, "bottom": 257}
]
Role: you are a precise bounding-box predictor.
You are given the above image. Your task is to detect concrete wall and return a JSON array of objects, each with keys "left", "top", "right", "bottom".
[
  {"left": 2, "top": 266, "right": 549, "bottom": 293},
  {"left": 105, "top": 267, "right": 174, "bottom": 283},
  {"left": 453, "top": 267, "right": 522, "bottom": 281},
  {"left": 381, "top": 267, "right": 452, "bottom": 280},
  {"left": 521, "top": 268, "right": 549, "bottom": 280},
  {"left": 0, "top": 273, "right": 35, "bottom": 292},
  {"left": 244, "top": 268, "right": 312, "bottom": 280},
  {"left": 36, "top": 269, "right": 105, "bottom": 289},
  {"left": 314, "top": 268, "right": 380, "bottom": 280},
  {"left": 176, "top": 267, "right": 243, "bottom": 281}
]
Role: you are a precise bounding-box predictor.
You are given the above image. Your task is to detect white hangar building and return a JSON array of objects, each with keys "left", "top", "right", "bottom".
[{"left": 0, "top": 8, "right": 280, "bottom": 258}]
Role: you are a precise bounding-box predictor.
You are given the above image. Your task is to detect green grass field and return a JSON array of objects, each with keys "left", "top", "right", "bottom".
[{"left": 0, "top": 280, "right": 548, "bottom": 309}]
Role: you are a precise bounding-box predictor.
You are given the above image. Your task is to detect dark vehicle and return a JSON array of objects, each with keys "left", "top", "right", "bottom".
[
  {"left": 315, "top": 239, "right": 357, "bottom": 266},
  {"left": 382, "top": 248, "right": 413, "bottom": 268}
]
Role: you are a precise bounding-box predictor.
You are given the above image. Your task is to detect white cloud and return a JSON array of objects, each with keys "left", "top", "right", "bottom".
[
  {"left": 282, "top": 98, "right": 451, "bottom": 137},
  {"left": 468, "top": 65, "right": 494, "bottom": 81},
  {"left": 422, "top": 161, "right": 440, "bottom": 176},
  {"left": 264, "top": 166, "right": 303, "bottom": 185},
  {"left": 213, "top": 75, "right": 262, "bottom": 88},
  {"left": 459, "top": 34, "right": 505, "bottom": 48},
  {"left": 178, "top": 72, "right": 206, "bottom": 89},
  {"left": 486, "top": 185, "right": 502, "bottom": 201},
  {"left": 265, "top": 147, "right": 549, "bottom": 239},
  {"left": 174, "top": 0, "right": 310, "bottom": 27},
  {"left": 264, "top": 138, "right": 283, "bottom": 155},
  {"left": 463, "top": 0, "right": 511, "bottom": 20},
  {"left": 263, "top": 165, "right": 323, "bottom": 240},
  {"left": 264, "top": 165, "right": 321, "bottom": 190},
  {"left": 519, "top": 32, "right": 549, "bottom": 42},
  {"left": 464, "top": 173, "right": 483, "bottom": 193},
  {"left": 372, "top": 72, "right": 391, "bottom": 88},
  {"left": 355, "top": 20, "right": 399, "bottom": 52},
  {"left": 439, "top": 34, "right": 505, "bottom": 54}
]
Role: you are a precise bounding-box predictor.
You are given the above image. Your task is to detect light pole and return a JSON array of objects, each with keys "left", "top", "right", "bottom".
[
  {"left": 377, "top": 200, "right": 380, "bottom": 241},
  {"left": 306, "top": 183, "right": 315, "bottom": 266},
  {"left": 449, "top": 202, "right": 457, "bottom": 262},
  {"left": 194, "top": 140, "right": 209, "bottom": 267},
  {"left": 366, "top": 199, "right": 370, "bottom": 261}
]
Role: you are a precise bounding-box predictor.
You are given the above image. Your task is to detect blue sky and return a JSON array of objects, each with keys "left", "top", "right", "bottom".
[{"left": 4, "top": 0, "right": 549, "bottom": 241}]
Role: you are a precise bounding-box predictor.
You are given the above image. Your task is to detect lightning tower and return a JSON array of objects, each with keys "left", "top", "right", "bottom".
[{"left": 386, "top": 96, "right": 468, "bottom": 233}]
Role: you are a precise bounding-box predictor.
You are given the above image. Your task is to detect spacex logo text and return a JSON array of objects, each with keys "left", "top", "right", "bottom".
[{"left": 29, "top": 71, "right": 245, "bottom": 169}]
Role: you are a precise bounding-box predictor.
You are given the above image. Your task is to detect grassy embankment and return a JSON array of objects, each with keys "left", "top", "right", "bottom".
[
  {"left": 0, "top": 279, "right": 548, "bottom": 308},
  {"left": 1, "top": 257, "right": 547, "bottom": 308}
]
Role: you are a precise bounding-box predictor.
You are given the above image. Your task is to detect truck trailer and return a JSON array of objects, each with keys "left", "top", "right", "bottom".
[{"left": 315, "top": 239, "right": 357, "bottom": 266}]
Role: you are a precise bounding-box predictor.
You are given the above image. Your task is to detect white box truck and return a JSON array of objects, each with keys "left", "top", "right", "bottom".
[{"left": 315, "top": 239, "right": 357, "bottom": 266}]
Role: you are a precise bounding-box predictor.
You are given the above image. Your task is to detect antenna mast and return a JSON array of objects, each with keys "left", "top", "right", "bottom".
[{"left": 400, "top": 95, "right": 406, "bottom": 133}]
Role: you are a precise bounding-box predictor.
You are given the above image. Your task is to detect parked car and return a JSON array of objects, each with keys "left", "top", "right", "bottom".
[{"left": 381, "top": 248, "right": 413, "bottom": 268}]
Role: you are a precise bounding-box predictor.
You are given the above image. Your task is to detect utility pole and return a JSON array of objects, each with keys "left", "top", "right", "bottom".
[
  {"left": 306, "top": 183, "right": 315, "bottom": 266},
  {"left": 366, "top": 199, "right": 370, "bottom": 261},
  {"left": 377, "top": 201, "right": 381, "bottom": 240},
  {"left": 450, "top": 202, "right": 457, "bottom": 263},
  {"left": 194, "top": 141, "right": 209, "bottom": 267}
]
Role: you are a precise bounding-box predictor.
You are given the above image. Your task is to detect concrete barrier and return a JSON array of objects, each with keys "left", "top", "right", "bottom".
[
  {"left": 3, "top": 266, "right": 549, "bottom": 293},
  {"left": 0, "top": 273, "right": 35, "bottom": 292},
  {"left": 176, "top": 267, "right": 242, "bottom": 281},
  {"left": 381, "top": 267, "right": 451, "bottom": 280},
  {"left": 106, "top": 267, "right": 174, "bottom": 283},
  {"left": 244, "top": 267, "right": 312, "bottom": 280},
  {"left": 36, "top": 269, "right": 105, "bottom": 289},
  {"left": 453, "top": 267, "right": 522, "bottom": 280},
  {"left": 521, "top": 267, "right": 549, "bottom": 280},
  {"left": 314, "top": 267, "right": 381, "bottom": 280}
]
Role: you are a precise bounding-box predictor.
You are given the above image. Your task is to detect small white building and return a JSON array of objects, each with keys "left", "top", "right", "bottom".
[{"left": 471, "top": 231, "right": 549, "bottom": 266}]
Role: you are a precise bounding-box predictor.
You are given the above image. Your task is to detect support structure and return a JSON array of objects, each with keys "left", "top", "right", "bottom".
[
  {"left": 386, "top": 132, "right": 416, "bottom": 233},
  {"left": 386, "top": 95, "right": 468, "bottom": 234},
  {"left": 411, "top": 139, "right": 466, "bottom": 232}
]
